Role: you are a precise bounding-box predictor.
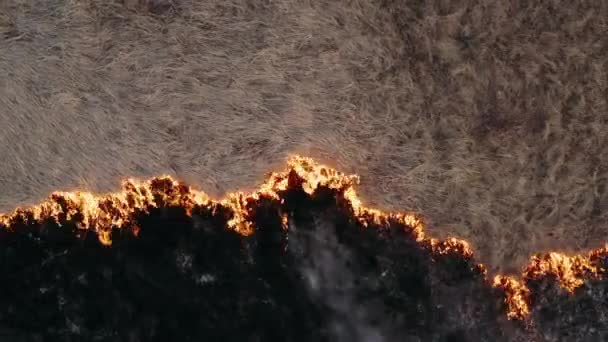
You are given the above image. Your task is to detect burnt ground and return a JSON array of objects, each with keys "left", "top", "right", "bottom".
[{"left": 2, "top": 179, "right": 608, "bottom": 342}]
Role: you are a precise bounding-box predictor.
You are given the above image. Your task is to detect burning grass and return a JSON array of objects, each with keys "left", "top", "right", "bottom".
[{"left": 1, "top": 155, "right": 608, "bottom": 340}]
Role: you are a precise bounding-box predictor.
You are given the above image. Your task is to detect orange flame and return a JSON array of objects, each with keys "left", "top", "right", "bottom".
[
  {"left": 524, "top": 251, "right": 606, "bottom": 292},
  {"left": 429, "top": 237, "right": 474, "bottom": 258},
  {"left": 493, "top": 246, "right": 608, "bottom": 320},
  {"left": 1, "top": 155, "right": 606, "bottom": 322},
  {"left": 493, "top": 275, "right": 531, "bottom": 320}
]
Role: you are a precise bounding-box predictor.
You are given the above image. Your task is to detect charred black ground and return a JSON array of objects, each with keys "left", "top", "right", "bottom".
[{"left": 1, "top": 174, "right": 608, "bottom": 342}]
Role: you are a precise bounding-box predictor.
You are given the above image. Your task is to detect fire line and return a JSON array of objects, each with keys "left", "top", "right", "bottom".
[{"left": 1, "top": 155, "right": 606, "bottom": 321}]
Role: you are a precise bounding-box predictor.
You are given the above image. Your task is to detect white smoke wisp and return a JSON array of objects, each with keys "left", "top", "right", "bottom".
[{"left": 288, "top": 216, "right": 387, "bottom": 342}]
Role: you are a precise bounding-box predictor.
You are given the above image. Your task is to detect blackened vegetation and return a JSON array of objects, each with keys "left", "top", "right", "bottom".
[{"left": 0, "top": 175, "right": 607, "bottom": 341}]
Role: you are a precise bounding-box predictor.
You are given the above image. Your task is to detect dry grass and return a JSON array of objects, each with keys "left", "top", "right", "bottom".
[{"left": 0, "top": 0, "right": 607, "bottom": 273}]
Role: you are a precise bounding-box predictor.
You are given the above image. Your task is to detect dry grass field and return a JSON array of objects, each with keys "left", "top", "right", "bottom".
[{"left": 0, "top": 0, "right": 607, "bottom": 275}]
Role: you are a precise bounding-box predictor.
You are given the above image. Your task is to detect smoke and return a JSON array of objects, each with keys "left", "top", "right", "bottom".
[{"left": 289, "top": 216, "right": 387, "bottom": 342}]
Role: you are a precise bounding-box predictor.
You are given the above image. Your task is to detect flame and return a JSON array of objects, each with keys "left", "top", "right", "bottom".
[
  {"left": 429, "top": 237, "right": 474, "bottom": 258},
  {"left": 0, "top": 156, "right": 420, "bottom": 244},
  {"left": 492, "top": 247, "right": 608, "bottom": 320},
  {"left": 1, "top": 155, "right": 607, "bottom": 322},
  {"left": 0, "top": 176, "right": 213, "bottom": 244},
  {"left": 524, "top": 251, "right": 606, "bottom": 292},
  {"left": 493, "top": 275, "right": 531, "bottom": 320}
]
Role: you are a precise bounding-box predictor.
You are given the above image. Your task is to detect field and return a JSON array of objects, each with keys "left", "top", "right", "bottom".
[{"left": 1, "top": 0, "right": 607, "bottom": 278}]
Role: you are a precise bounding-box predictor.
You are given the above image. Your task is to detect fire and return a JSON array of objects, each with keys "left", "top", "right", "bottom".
[
  {"left": 0, "top": 176, "right": 213, "bottom": 244},
  {"left": 429, "top": 237, "right": 474, "bottom": 258},
  {"left": 493, "top": 275, "right": 531, "bottom": 320},
  {"left": 492, "top": 247, "right": 608, "bottom": 320},
  {"left": 0, "top": 156, "right": 409, "bottom": 243},
  {"left": 0, "top": 154, "right": 606, "bottom": 322},
  {"left": 524, "top": 251, "right": 606, "bottom": 292}
]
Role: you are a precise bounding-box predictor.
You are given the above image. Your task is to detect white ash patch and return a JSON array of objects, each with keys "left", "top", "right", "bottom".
[
  {"left": 175, "top": 251, "right": 193, "bottom": 273},
  {"left": 195, "top": 273, "right": 216, "bottom": 285}
]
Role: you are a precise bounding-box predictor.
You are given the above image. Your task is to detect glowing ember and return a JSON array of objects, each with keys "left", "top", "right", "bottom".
[{"left": 1, "top": 154, "right": 606, "bottom": 322}]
